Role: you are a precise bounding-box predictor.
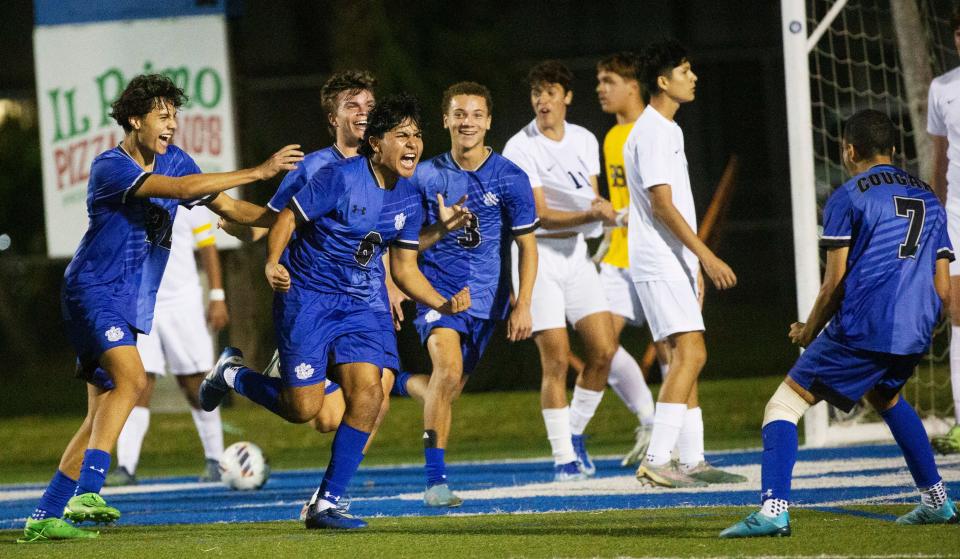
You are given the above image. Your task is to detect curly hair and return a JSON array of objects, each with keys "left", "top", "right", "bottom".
[
  {"left": 110, "top": 74, "right": 188, "bottom": 132},
  {"left": 358, "top": 93, "right": 422, "bottom": 158},
  {"left": 441, "top": 81, "right": 493, "bottom": 115},
  {"left": 320, "top": 70, "right": 378, "bottom": 136},
  {"left": 526, "top": 60, "right": 574, "bottom": 93},
  {"left": 638, "top": 40, "right": 688, "bottom": 100}
]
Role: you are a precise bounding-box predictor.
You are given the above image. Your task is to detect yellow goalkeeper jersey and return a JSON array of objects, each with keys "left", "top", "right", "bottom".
[{"left": 602, "top": 122, "right": 633, "bottom": 269}]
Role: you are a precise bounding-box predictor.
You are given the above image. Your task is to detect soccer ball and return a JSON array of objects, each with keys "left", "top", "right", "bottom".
[{"left": 219, "top": 441, "right": 270, "bottom": 490}]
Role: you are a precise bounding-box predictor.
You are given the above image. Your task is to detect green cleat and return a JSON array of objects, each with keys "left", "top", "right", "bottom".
[
  {"left": 17, "top": 517, "right": 99, "bottom": 543},
  {"left": 719, "top": 511, "right": 791, "bottom": 538},
  {"left": 896, "top": 498, "right": 959, "bottom": 525},
  {"left": 931, "top": 425, "right": 960, "bottom": 455},
  {"left": 685, "top": 461, "right": 748, "bottom": 484},
  {"left": 63, "top": 493, "right": 120, "bottom": 524}
]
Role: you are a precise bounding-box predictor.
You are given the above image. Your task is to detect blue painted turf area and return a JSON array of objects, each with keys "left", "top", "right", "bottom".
[{"left": 1, "top": 444, "right": 957, "bottom": 528}]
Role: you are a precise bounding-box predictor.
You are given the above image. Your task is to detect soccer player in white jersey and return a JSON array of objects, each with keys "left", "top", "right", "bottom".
[
  {"left": 927, "top": 6, "right": 960, "bottom": 455},
  {"left": 106, "top": 206, "right": 229, "bottom": 486},
  {"left": 503, "top": 61, "right": 619, "bottom": 480},
  {"left": 626, "top": 41, "right": 744, "bottom": 487}
]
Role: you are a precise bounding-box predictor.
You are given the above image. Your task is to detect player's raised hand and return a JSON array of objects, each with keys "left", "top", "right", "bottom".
[
  {"left": 438, "top": 193, "right": 472, "bottom": 232},
  {"left": 265, "top": 262, "right": 291, "bottom": 292},
  {"left": 439, "top": 286, "right": 471, "bottom": 315},
  {"left": 590, "top": 198, "right": 618, "bottom": 226},
  {"left": 256, "top": 144, "right": 304, "bottom": 181},
  {"left": 506, "top": 301, "right": 533, "bottom": 342},
  {"left": 702, "top": 254, "right": 737, "bottom": 290}
]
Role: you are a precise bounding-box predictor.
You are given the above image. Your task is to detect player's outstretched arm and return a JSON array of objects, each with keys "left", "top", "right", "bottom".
[
  {"left": 649, "top": 183, "right": 737, "bottom": 290},
  {"left": 134, "top": 144, "right": 303, "bottom": 200},
  {"left": 264, "top": 208, "right": 297, "bottom": 292},
  {"left": 208, "top": 194, "right": 280, "bottom": 228},
  {"left": 507, "top": 232, "right": 538, "bottom": 341},
  {"left": 790, "top": 246, "right": 849, "bottom": 347},
  {"left": 419, "top": 193, "right": 471, "bottom": 251},
  {"left": 390, "top": 246, "right": 470, "bottom": 315},
  {"left": 532, "top": 186, "right": 616, "bottom": 229}
]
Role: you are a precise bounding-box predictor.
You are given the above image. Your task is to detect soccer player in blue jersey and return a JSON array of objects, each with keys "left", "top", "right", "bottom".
[
  {"left": 200, "top": 94, "right": 471, "bottom": 530},
  {"left": 721, "top": 110, "right": 958, "bottom": 538},
  {"left": 390, "top": 82, "right": 539, "bottom": 507},
  {"left": 20, "top": 74, "right": 302, "bottom": 543}
]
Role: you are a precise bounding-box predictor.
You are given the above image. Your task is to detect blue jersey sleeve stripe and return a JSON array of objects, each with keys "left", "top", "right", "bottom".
[
  {"left": 288, "top": 197, "right": 310, "bottom": 224},
  {"left": 512, "top": 219, "right": 540, "bottom": 236},
  {"left": 121, "top": 172, "right": 151, "bottom": 204},
  {"left": 392, "top": 239, "right": 419, "bottom": 250},
  {"left": 938, "top": 247, "right": 956, "bottom": 261}
]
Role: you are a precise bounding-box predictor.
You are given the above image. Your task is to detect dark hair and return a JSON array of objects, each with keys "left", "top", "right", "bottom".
[
  {"left": 110, "top": 74, "right": 187, "bottom": 132},
  {"left": 320, "top": 70, "right": 377, "bottom": 136},
  {"left": 842, "top": 109, "right": 896, "bottom": 159},
  {"left": 358, "top": 93, "right": 422, "bottom": 158},
  {"left": 597, "top": 52, "right": 641, "bottom": 82},
  {"left": 952, "top": 3, "right": 960, "bottom": 32},
  {"left": 527, "top": 60, "right": 574, "bottom": 93},
  {"left": 441, "top": 81, "right": 493, "bottom": 115},
  {"left": 638, "top": 40, "right": 688, "bottom": 100}
]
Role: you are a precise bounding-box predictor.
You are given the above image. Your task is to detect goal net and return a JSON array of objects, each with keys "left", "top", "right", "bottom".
[{"left": 784, "top": 0, "right": 958, "bottom": 446}]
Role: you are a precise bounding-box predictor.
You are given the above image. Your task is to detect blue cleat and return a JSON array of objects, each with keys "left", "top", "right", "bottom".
[
  {"left": 719, "top": 511, "right": 791, "bottom": 538},
  {"left": 896, "top": 498, "right": 959, "bottom": 525},
  {"left": 303, "top": 502, "right": 367, "bottom": 530},
  {"left": 199, "top": 347, "right": 243, "bottom": 412},
  {"left": 554, "top": 460, "right": 588, "bottom": 482},
  {"left": 571, "top": 434, "right": 596, "bottom": 477}
]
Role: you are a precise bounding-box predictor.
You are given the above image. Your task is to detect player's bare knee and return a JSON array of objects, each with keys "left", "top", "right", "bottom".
[
  {"left": 585, "top": 339, "right": 617, "bottom": 369},
  {"left": 540, "top": 354, "right": 569, "bottom": 379},
  {"left": 762, "top": 382, "right": 811, "bottom": 427},
  {"left": 313, "top": 412, "right": 340, "bottom": 433},
  {"left": 431, "top": 366, "right": 463, "bottom": 395}
]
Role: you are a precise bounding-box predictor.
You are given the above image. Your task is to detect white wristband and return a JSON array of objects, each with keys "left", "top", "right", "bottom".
[{"left": 208, "top": 288, "right": 226, "bottom": 302}]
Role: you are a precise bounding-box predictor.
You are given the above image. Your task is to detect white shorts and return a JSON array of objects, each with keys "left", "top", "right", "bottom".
[
  {"left": 947, "top": 200, "right": 960, "bottom": 275},
  {"left": 633, "top": 278, "right": 704, "bottom": 342},
  {"left": 599, "top": 263, "right": 645, "bottom": 326},
  {"left": 514, "top": 235, "right": 610, "bottom": 333},
  {"left": 137, "top": 297, "right": 214, "bottom": 375}
]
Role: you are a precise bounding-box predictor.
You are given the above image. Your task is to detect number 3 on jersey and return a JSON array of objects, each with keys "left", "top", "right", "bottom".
[
  {"left": 457, "top": 215, "right": 481, "bottom": 249},
  {"left": 894, "top": 196, "right": 924, "bottom": 259}
]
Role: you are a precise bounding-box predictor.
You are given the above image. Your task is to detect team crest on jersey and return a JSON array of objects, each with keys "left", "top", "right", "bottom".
[
  {"left": 482, "top": 192, "right": 500, "bottom": 206},
  {"left": 394, "top": 212, "right": 407, "bottom": 230},
  {"left": 105, "top": 326, "right": 124, "bottom": 342},
  {"left": 425, "top": 309, "right": 441, "bottom": 323},
  {"left": 295, "top": 362, "right": 314, "bottom": 380}
]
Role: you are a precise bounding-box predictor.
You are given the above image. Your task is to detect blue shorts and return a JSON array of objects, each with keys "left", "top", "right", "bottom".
[
  {"left": 274, "top": 289, "right": 399, "bottom": 388},
  {"left": 414, "top": 309, "right": 497, "bottom": 374},
  {"left": 788, "top": 330, "right": 922, "bottom": 412},
  {"left": 62, "top": 290, "right": 138, "bottom": 391}
]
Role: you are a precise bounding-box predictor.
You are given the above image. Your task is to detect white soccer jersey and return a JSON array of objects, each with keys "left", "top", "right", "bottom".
[
  {"left": 624, "top": 106, "right": 700, "bottom": 283},
  {"left": 503, "top": 120, "right": 601, "bottom": 237},
  {"left": 928, "top": 66, "right": 960, "bottom": 202},
  {"left": 155, "top": 205, "right": 217, "bottom": 306}
]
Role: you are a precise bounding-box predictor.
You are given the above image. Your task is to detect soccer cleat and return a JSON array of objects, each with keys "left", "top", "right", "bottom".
[
  {"left": 17, "top": 517, "right": 99, "bottom": 543},
  {"left": 621, "top": 424, "right": 653, "bottom": 467},
  {"left": 931, "top": 425, "right": 960, "bottom": 455},
  {"left": 199, "top": 347, "right": 243, "bottom": 412},
  {"left": 63, "top": 493, "right": 120, "bottom": 524},
  {"left": 424, "top": 483, "right": 464, "bottom": 508},
  {"left": 571, "top": 434, "right": 596, "bottom": 477},
  {"left": 684, "top": 461, "right": 747, "bottom": 484},
  {"left": 299, "top": 489, "right": 352, "bottom": 520},
  {"left": 895, "top": 498, "right": 959, "bottom": 525},
  {"left": 198, "top": 458, "right": 221, "bottom": 482},
  {"left": 553, "top": 461, "right": 588, "bottom": 482},
  {"left": 636, "top": 460, "right": 708, "bottom": 488},
  {"left": 719, "top": 511, "right": 791, "bottom": 538},
  {"left": 303, "top": 501, "right": 367, "bottom": 530},
  {"left": 104, "top": 466, "right": 137, "bottom": 487}
]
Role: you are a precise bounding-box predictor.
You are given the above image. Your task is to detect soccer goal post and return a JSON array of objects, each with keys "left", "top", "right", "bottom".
[{"left": 782, "top": 0, "right": 955, "bottom": 447}]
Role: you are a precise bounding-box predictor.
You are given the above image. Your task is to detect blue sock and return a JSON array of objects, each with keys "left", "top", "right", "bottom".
[
  {"left": 391, "top": 370, "right": 412, "bottom": 397},
  {"left": 233, "top": 366, "right": 282, "bottom": 416},
  {"left": 881, "top": 397, "right": 941, "bottom": 488},
  {"left": 425, "top": 447, "right": 447, "bottom": 487},
  {"left": 76, "top": 449, "right": 111, "bottom": 495},
  {"left": 760, "top": 420, "right": 798, "bottom": 504},
  {"left": 32, "top": 470, "right": 77, "bottom": 520},
  {"left": 317, "top": 423, "right": 370, "bottom": 507}
]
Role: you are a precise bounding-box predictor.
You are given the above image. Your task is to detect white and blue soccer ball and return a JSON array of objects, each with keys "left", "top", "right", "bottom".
[{"left": 219, "top": 441, "right": 270, "bottom": 490}]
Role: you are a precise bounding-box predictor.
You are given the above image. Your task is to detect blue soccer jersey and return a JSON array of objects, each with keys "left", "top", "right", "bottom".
[
  {"left": 413, "top": 150, "right": 539, "bottom": 320},
  {"left": 820, "top": 164, "right": 954, "bottom": 355},
  {"left": 286, "top": 156, "right": 422, "bottom": 301},
  {"left": 267, "top": 145, "right": 348, "bottom": 213},
  {"left": 63, "top": 144, "right": 210, "bottom": 335}
]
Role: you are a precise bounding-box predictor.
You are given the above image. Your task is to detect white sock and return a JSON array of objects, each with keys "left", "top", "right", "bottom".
[
  {"left": 761, "top": 498, "right": 789, "bottom": 518},
  {"left": 224, "top": 366, "right": 239, "bottom": 389},
  {"left": 116, "top": 406, "right": 150, "bottom": 474},
  {"left": 920, "top": 480, "right": 948, "bottom": 509},
  {"left": 542, "top": 407, "right": 577, "bottom": 465},
  {"left": 645, "top": 402, "right": 687, "bottom": 466},
  {"left": 607, "top": 346, "right": 655, "bottom": 424},
  {"left": 952, "top": 326, "right": 960, "bottom": 423},
  {"left": 569, "top": 386, "right": 604, "bottom": 435},
  {"left": 677, "top": 407, "right": 705, "bottom": 469},
  {"left": 190, "top": 407, "right": 224, "bottom": 461}
]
